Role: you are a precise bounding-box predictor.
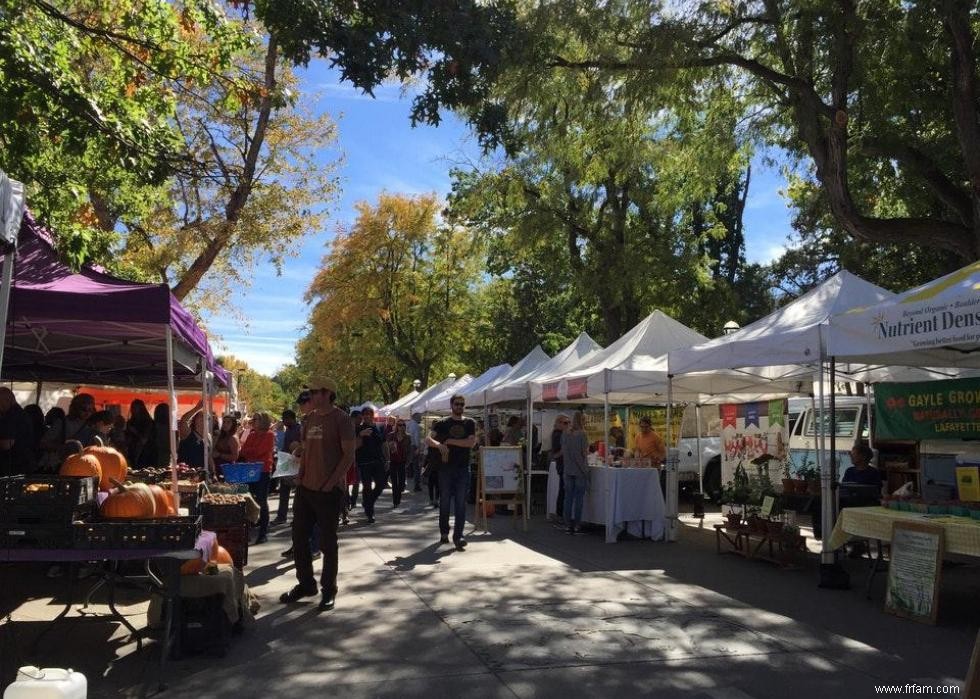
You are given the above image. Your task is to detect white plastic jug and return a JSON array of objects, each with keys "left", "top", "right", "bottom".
[{"left": 3, "top": 667, "right": 87, "bottom": 699}]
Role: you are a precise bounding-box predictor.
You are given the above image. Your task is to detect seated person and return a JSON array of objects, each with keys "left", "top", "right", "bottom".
[
  {"left": 841, "top": 443, "right": 883, "bottom": 488},
  {"left": 631, "top": 416, "right": 666, "bottom": 465}
]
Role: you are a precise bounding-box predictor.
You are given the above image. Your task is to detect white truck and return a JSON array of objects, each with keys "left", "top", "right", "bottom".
[{"left": 677, "top": 405, "right": 721, "bottom": 499}]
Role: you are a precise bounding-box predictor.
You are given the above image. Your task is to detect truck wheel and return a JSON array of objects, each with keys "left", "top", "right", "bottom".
[{"left": 703, "top": 456, "right": 722, "bottom": 503}]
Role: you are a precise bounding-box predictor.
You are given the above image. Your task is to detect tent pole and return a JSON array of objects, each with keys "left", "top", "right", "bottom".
[
  {"left": 603, "top": 393, "right": 610, "bottom": 463},
  {"left": 34, "top": 380, "right": 42, "bottom": 405},
  {"left": 0, "top": 247, "right": 15, "bottom": 376},
  {"left": 817, "top": 357, "right": 830, "bottom": 564},
  {"left": 166, "top": 327, "right": 180, "bottom": 510},
  {"left": 202, "top": 367, "right": 211, "bottom": 483},
  {"left": 695, "top": 403, "right": 704, "bottom": 496},
  {"left": 666, "top": 375, "right": 677, "bottom": 542},
  {"left": 865, "top": 384, "right": 874, "bottom": 452},
  {"left": 525, "top": 387, "right": 532, "bottom": 529}
]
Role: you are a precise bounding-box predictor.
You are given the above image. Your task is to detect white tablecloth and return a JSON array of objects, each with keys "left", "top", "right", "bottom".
[{"left": 547, "top": 462, "right": 665, "bottom": 543}]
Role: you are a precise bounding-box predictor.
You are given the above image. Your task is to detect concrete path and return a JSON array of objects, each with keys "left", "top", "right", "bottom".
[{"left": 1, "top": 489, "right": 976, "bottom": 698}]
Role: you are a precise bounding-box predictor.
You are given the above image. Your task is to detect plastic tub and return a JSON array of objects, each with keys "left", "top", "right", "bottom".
[
  {"left": 4, "top": 667, "right": 87, "bottom": 699},
  {"left": 222, "top": 463, "right": 262, "bottom": 484}
]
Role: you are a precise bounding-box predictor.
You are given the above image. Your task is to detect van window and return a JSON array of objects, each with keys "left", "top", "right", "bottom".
[
  {"left": 805, "top": 408, "right": 860, "bottom": 438},
  {"left": 788, "top": 411, "right": 802, "bottom": 435}
]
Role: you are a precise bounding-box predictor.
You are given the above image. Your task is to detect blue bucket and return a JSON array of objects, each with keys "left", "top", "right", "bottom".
[{"left": 223, "top": 462, "right": 263, "bottom": 484}]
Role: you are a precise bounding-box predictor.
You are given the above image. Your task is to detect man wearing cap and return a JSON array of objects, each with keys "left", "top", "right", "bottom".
[
  {"left": 427, "top": 394, "right": 477, "bottom": 551},
  {"left": 281, "top": 378, "right": 355, "bottom": 612}
]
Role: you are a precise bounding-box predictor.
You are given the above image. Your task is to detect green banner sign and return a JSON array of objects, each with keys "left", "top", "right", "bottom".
[{"left": 874, "top": 377, "right": 980, "bottom": 440}]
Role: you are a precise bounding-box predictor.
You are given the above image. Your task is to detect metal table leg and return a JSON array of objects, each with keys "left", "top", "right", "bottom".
[
  {"left": 155, "top": 558, "right": 181, "bottom": 692},
  {"left": 30, "top": 562, "right": 76, "bottom": 654}
]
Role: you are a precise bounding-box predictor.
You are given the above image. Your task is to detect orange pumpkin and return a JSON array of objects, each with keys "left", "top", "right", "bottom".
[
  {"left": 214, "top": 545, "right": 233, "bottom": 565},
  {"left": 84, "top": 444, "right": 129, "bottom": 491},
  {"left": 148, "top": 484, "right": 177, "bottom": 517},
  {"left": 180, "top": 558, "right": 205, "bottom": 575},
  {"left": 100, "top": 480, "right": 157, "bottom": 519},
  {"left": 59, "top": 453, "right": 102, "bottom": 481}
]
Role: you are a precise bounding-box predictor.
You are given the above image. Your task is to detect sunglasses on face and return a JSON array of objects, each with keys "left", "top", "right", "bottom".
[{"left": 452, "top": 401, "right": 465, "bottom": 407}]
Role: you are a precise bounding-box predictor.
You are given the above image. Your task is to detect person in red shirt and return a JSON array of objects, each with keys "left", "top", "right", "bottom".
[{"left": 240, "top": 411, "right": 276, "bottom": 544}]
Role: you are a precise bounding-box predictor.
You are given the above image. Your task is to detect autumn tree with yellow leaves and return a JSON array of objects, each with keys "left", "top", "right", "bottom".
[{"left": 301, "top": 193, "right": 482, "bottom": 404}]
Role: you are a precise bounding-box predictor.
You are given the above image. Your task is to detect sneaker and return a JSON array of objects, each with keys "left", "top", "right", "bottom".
[
  {"left": 271, "top": 517, "right": 287, "bottom": 527},
  {"left": 566, "top": 527, "right": 575, "bottom": 535},
  {"left": 571, "top": 528, "right": 585, "bottom": 535},
  {"left": 366, "top": 517, "right": 376, "bottom": 524},
  {"left": 439, "top": 535, "right": 450, "bottom": 544},
  {"left": 280, "top": 584, "right": 317, "bottom": 603},
  {"left": 312, "top": 551, "right": 322, "bottom": 561},
  {"left": 318, "top": 595, "right": 336, "bottom": 612},
  {"left": 454, "top": 538, "right": 467, "bottom": 551},
  {"left": 281, "top": 547, "right": 294, "bottom": 559},
  {"left": 255, "top": 535, "right": 268, "bottom": 545}
]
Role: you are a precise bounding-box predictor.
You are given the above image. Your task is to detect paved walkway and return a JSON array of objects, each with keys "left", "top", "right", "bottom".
[{"left": 2, "top": 489, "right": 977, "bottom": 698}]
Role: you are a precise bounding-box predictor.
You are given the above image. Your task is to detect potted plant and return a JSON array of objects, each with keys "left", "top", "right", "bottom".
[
  {"left": 780, "top": 459, "right": 796, "bottom": 494},
  {"left": 781, "top": 523, "right": 805, "bottom": 551},
  {"left": 796, "top": 464, "right": 820, "bottom": 495}
]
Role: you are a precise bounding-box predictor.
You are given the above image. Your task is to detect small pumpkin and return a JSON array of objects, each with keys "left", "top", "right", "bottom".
[
  {"left": 59, "top": 453, "right": 102, "bottom": 481},
  {"left": 84, "top": 438, "right": 129, "bottom": 491},
  {"left": 214, "top": 545, "right": 233, "bottom": 565},
  {"left": 100, "top": 479, "right": 157, "bottom": 519},
  {"left": 148, "top": 484, "right": 177, "bottom": 517},
  {"left": 180, "top": 558, "right": 205, "bottom": 575}
]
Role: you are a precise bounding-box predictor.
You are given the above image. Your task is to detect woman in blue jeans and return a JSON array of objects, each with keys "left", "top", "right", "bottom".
[{"left": 560, "top": 411, "right": 589, "bottom": 534}]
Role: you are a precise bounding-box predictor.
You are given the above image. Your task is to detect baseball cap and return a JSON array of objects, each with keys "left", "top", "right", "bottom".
[
  {"left": 296, "top": 390, "right": 311, "bottom": 405},
  {"left": 308, "top": 375, "right": 338, "bottom": 394}
]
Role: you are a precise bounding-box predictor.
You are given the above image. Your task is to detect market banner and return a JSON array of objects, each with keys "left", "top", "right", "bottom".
[
  {"left": 720, "top": 400, "right": 789, "bottom": 487},
  {"left": 566, "top": 377, "right": 588, "bottom": 400},
  {"left": 874, "top": 377, "right": 980, "bottom": 440},
  {"left": 745, "top": 403, "right": 760, "bottom": 428},
  {"left": 542, "top": 382, "right": 559, "bottom": 402}
]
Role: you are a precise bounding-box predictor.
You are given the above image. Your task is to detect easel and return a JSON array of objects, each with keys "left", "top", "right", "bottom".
[{"left": 477, "top": 446, "right": 527, "bottom": 532}]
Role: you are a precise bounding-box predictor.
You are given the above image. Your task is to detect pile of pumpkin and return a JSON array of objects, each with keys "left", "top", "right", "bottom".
[{"left": 59, "top": 440, "right": 232, "bottom": 574}]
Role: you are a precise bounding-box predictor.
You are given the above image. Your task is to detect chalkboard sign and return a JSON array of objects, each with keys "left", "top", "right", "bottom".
[
  {"left": 480, "top": 446, "right": 522, "bottom": 494},
  {"left": 885, "top": 521, "right": 944, "bottom": 624}
]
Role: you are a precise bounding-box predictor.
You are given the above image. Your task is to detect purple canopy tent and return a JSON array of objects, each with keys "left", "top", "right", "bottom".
[
  {"left": 2, "top": 212, "right": 228, "bottom": 388},
  {"left": 0, "top": 211, "right": 230, "bottom": 499}
]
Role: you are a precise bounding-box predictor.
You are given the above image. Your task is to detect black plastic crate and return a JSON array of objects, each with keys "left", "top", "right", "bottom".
[
  {"left": 1, "top": 522, "right": 75, "bottom": 549},
  {"left": 0, "top": 501, "right": 95, "bottom": 527},
  {"left": 213, "top": 524, "right": 248, "bottom": 569},
  {"left": 74, "top": 516, "right": 202, "bottom": 551},
  {"left": 0, "top": 475, "right": 97, "bottom": 507},
  {"left": 200, "top": 500, "right": 248, "bottom": 529}
]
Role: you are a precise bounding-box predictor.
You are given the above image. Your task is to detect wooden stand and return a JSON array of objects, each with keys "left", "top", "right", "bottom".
[
  {"left": 477, "top": 447, "right": 527, "bottom": 532},
  {"left": 876, "top": 440, "right": 921, "bottom": 494},
  {"left": 714, "top": 524, "right": 806, "bottom": 568}
]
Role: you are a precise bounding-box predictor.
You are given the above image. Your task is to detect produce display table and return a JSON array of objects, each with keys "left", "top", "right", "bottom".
[
  {"left": 0, "top": 531, "right": 214, "bottom": 691},
  {"left": 547, "top": 462, "right": 665, "bottom": 543},
  {"left": 828, "top": 506, "right": 980, "bottom": 558}
]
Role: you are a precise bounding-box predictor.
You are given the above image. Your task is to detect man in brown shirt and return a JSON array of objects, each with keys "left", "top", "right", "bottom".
[{"left": 280, "top": 377, "right": 355, "bottom": 611}]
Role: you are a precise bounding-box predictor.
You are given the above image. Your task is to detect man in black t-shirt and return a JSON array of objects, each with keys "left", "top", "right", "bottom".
[
  {"left": 355, "top": 406, "right": 387, "bottom": 523},
  {"left": 427, "top": 394, "right": 477, "bottom": 550}
]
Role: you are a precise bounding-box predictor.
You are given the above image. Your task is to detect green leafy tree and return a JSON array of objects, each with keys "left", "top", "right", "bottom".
[{"left": 219, "top": 355, "right": 286, "bottom": 414}]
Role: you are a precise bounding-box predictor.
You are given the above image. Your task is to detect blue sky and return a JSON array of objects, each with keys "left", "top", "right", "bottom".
[{"left": 207, "top": 61, "right": 796, "bottom": 376}]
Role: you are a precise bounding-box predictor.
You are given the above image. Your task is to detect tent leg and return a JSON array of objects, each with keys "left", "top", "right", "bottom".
[
  {"left": 202, "top": 368, "right": 211, "bottom": 483},
  {"left": 665, "top": 376, "right": 678, "bottom": 542},
  {"left": 865, "top": 385, "right": 874, "bottom": 452},
  {"left": 0, "top": 248, "right": 15, "bottom": 376},
  {"left": 166, "top": 327, "right": 180, "bottom": 511},
  {"left": 694, "top": 404, "right": 703, "bottom": 491},
  {"left": 525, "top": 393, "right": 532, "bottom": 530},
  {"left": 818, "top": 354, "right": 849, "bottom": 588},
  {"left": 603, "top": 393, "right": 610, "bottom": 462}
]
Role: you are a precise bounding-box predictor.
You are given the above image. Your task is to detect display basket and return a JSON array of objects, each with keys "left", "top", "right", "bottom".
[
  {"left": 74, "top": 515, "right": 202, "bottom": 551},
  {"left": 223, "top": 463, "right": 262, "bottom": 484},
  {"left": 0, "top": 475, "right": 97, "bottom": 507},
  {"left": 2, "top": 522, "right": 77, "bottom": 549}
]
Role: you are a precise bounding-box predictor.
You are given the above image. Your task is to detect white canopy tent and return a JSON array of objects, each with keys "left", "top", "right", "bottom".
[
  {"left": 395, "top": 375, "right": 459, "bottom": 419},
  {"left": 458, "top": 362, "right": 512, "bottom": 408},
  {"left": 827, "top": 261, "right": 980, "bottom": 368},
  {"left": 378, "top": 389, "right": 419, "bottom": 418},
  {"left": 525, "top": 332, "right": 603, "bottom": 401},
  {"left": 473, "top": 345, "right": 550, "bottom": 407},
  {"left": 420, "top": 373, "right": 475, "bottom": 414}
]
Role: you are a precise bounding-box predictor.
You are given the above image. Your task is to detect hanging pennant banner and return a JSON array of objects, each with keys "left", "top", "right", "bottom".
[
  {"left": 745, "top": 403, "right": 760, "bottom": 428},
  {"left": 875, "top": 377, "right": 980, "bottom": 440},
  {"left": 768, "top": 400, "right": 784, "bottom": 427},
  {"left": 721, "top": 404, "right": 738, "bottom": 429}
]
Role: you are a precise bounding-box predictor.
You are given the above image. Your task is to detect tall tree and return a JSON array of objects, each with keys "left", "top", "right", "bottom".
[
  {"left": 302, "top": 194, "right": 481, "bottom": 399},
  {"left": 521, "top": 1, "right": 980, "bottom": 261}
]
